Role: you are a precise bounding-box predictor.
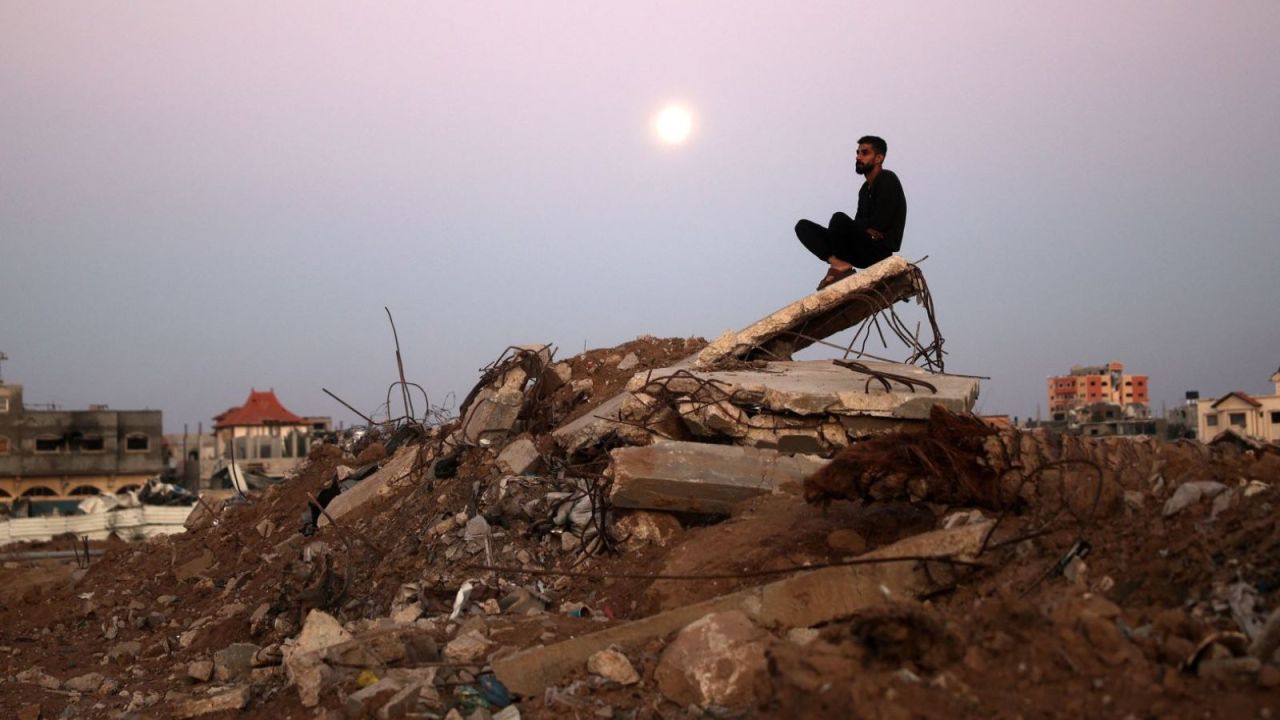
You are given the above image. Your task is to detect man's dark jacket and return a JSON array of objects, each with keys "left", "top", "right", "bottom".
[{"left": 855, "top": 169, "right": 907, "bottom": 252}]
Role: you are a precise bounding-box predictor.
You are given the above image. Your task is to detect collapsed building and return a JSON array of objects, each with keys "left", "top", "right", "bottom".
[{"left": 1, "top": 256, "right": 1278, "bottom": 719}]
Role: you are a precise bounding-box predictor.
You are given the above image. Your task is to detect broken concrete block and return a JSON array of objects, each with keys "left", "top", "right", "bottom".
[
  {"left": 213, "top": 643, "right": 260, "bottom": 682},
  {"left": 444, "top": 630, "right": 493, "bottom": 663},
  {"left": 496, "top": 435, "right": 541, "bottom": 475},
  {"left": 654, "top": 611, "right": 767, "bottom": 707},
  {"left": 493, "top": 521, "right": 990, "bottom": 696},
  {"left": 615, "top": 510, "right": 682, "bottom": 548},
  {"left": 609, "top": 441, "right": 826, "bottom": 514},
  {"left": 695, "top": 255, "right": 920, "bottom": 366},
  {"left": 637, "top": 360, "right": 978, "bottom": 421},
  {"left": 456, "top": 388, "right": 525, "bottom": 448},
  {"left": 617, "top": 352, "right": 640, "bottom": 371},
  {"left": 188, "top": 659, "right": 214, "bottom": 683},
  {"left": 320, "top": 445, "right": 423, "bottom": 526},
  {"left": 1162, "top": 480, "right": 1229, "bottom": 517},
  {"left": 63, "top": 672, "right": 105, "bottom": 693},
  {"left": 588, "top": 648, "right": 640, "bottom": 685},
  {"left": 171, "top": 686, "right": 251, "bottom": 718},
  {"left": 286, "top": 652, "right": 335, "bottom": 708},
  {"left": 344, "top": 678, "right": 404, "bottom": 719}
]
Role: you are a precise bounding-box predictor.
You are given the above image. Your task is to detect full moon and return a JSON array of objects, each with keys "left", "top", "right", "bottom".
[{"left": 655, "top": 105, "right": 693, "bottom": 144}]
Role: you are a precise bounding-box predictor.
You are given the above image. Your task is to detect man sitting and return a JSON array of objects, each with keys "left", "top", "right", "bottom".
[{"left": 795, "top": 135, "right": 907, "bottom": 289}]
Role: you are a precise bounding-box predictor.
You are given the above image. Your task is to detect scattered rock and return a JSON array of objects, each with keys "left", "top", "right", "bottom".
[
  {"left": 587, "top": 648, "right": 640, "bottom": 685},
  {"left": 496, "top": 435, "right": 541, "bottom": 475},
  {"left": 344, "top": 677, "right": 404, "bottom": 719},
  {"left": 17, "top": 704, "right": 40, "bottom": 720},
  {"left": 108, "top": 640, "right": 142, "bottom": 663},
  {"left": 654, "top": 610, "right": 768, "bottom": 707},
  {"left": 445, "top": 630, "right": 493, "bottom": 664},
  {"left": 63, "top": 671, "right": 105, "bottom": 693},
  {"left": 188, "top": 660, "right": 214, "bottom": 683},
  {"left": 16, "top": 667, "right": 62, "bottom": 690},
  {"left": 1162, "top": 481, "right": 1228, "bottom": 517},
  {"left": 213, "top": 642, "right": 260, "bottom": 682},
  {"left": 171, "top": 685, "right": 251, "bottom": 718}
]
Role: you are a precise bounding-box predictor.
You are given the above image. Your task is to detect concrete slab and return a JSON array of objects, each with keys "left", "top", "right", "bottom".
[
  {"left": 609, "top": 441, "right": 824, "bottom": 514},
  {"left": 492, "top": 521, "right": 991, "bottom": 697},
  {"left": 695, "top": 256, "right": 920, "bottom": 367},
  {"left": 631, "top": 359, "right": 978, "bottom": 420},
  {"left": 319, "top": 445, "right": 423, "bottom": 526}
]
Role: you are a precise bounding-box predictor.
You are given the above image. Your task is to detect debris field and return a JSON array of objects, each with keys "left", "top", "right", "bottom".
[{"left": 1, "top": 258, "right": 1278, "bottom": 719}]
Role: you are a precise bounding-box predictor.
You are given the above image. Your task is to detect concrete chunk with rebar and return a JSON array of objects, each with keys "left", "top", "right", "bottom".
[
  {"left": 695, "top": 255, "right": 922, "bottom": 367},
  {"left": 608, "top": 441, "right": 826, "bottom": 514}
]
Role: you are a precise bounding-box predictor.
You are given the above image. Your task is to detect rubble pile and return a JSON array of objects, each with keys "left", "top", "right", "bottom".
[{"left": 1, "top": 259, "right": 1278, "bottom": 719}]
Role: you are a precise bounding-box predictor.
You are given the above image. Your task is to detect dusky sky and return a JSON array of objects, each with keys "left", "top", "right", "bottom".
[{"left": 3, "top": 1, "right": 1278, "bottom": 432}]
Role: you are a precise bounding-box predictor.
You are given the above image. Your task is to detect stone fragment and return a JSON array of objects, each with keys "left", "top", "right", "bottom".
[
  {"left": 294, "top": 609, "right": 354, "bottom": 653},
  {"left": 171, "top": 686, "right": 251, "bottom": 718},
  {"left": 17, "top": 704, "right": 40, "bottom": 720},
  {"left": 616, "top": 511, "right": 682, "bottom": 548},
  {"left": 654, "top": 611, "right": 768, "bottom": 707},
  {"left": 465, "top": 514, "right": 492, "bottom": 539},
  {"left": 391, "top": 583, "right": 425, "bottom": 624},
  {"left": 377, "top": 681, "right": 426, "bottom": 719},
  {"left": 617, "top": 352, "right": 640, "bottom": 371},
  {"left": 214, "top": 642, "right": 260, "bottom": 682},
  {"left": 108, "top": 641, "right": 142, "bottom": 662},
  {"left": 457, "top": 388, "right": 525, "bottom": 448},
  {"left": 187, "top": 660, "right": 214, "bottom": 683},
  {"left": 825, "top": 529, "right": 867, "bottom": 555},
  {"left": 609, "top": 441, "right": 825, "bottom": 514},
  {"left": 445, "top": 630, "right": 494, "bottom": 663},
  {"left": 1162, "top": 481, "right": 1228, "bottom": 517},
  {"left": 287, "top": 652, "right": 335, "bottom": 708},
  {"left": 320, "top": 446, "right": 422, "bottom": 526},
  {"left": 344, "top": 678, "right": 404, "bottom": 719},
  {"left": 63, "top": 672, "right": 105, "bottom": 693},
  {"left": 587, "top": 648, "right": 639, "bottom": 685},
  {"left": 496, "top": 435, "right": 541, "bottom": 475}
]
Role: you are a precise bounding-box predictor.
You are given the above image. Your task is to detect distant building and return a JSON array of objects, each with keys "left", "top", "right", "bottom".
[
  {"left": 0, "top": 382, "right": 164, "bottom": 501},
  {"left": 1047, "top": 362, "right": 1149, "bottom": 420},
  {"left": 212, "top": 389, "right": 330, "bottom": 479},
  {"left": 1197, "top": 369, "right": 1280, "bottom": 444},
  {"left": 1043, "top": 362, "right": 1152, "bottom": 437}
]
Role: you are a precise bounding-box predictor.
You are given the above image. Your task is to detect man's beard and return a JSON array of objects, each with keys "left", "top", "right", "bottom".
[{"left": 855, "top": 161, "right": 869, "bottom": 175}]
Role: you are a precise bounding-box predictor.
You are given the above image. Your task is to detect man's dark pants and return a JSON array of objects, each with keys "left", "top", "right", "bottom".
[{"left": 795, "top": 212, "right": 892, "bottom": 268}]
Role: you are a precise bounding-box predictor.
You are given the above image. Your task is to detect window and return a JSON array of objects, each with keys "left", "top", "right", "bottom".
[
  {"left": 1271, "top": 411, "right": 1280, "bottom": 424},
  {"left": 1206, "top": 415, "right": 1219, "bottom": 427},
  {"left": 124, "top": 434, "right": 149, "bottom": 452},
  {"left": 1229, "top": 413, "right": 1246, "bottom": 427},
  {"left": 80, "top": 436, "right": 105, "bottom": 453},
  {"left": 35, "top": 436, "right": 64, "bottom": 453},
  {"left": 0, "top": 397, "right": 8, "bottom": 413},
  {"left": 0, "top": 436, "right": 8, "bottom": 454}
]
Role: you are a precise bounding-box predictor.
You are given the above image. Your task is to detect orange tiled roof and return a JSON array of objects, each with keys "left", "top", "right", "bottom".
[{"left": 213, "top": 389, "right": 305, "bottom": 429}]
